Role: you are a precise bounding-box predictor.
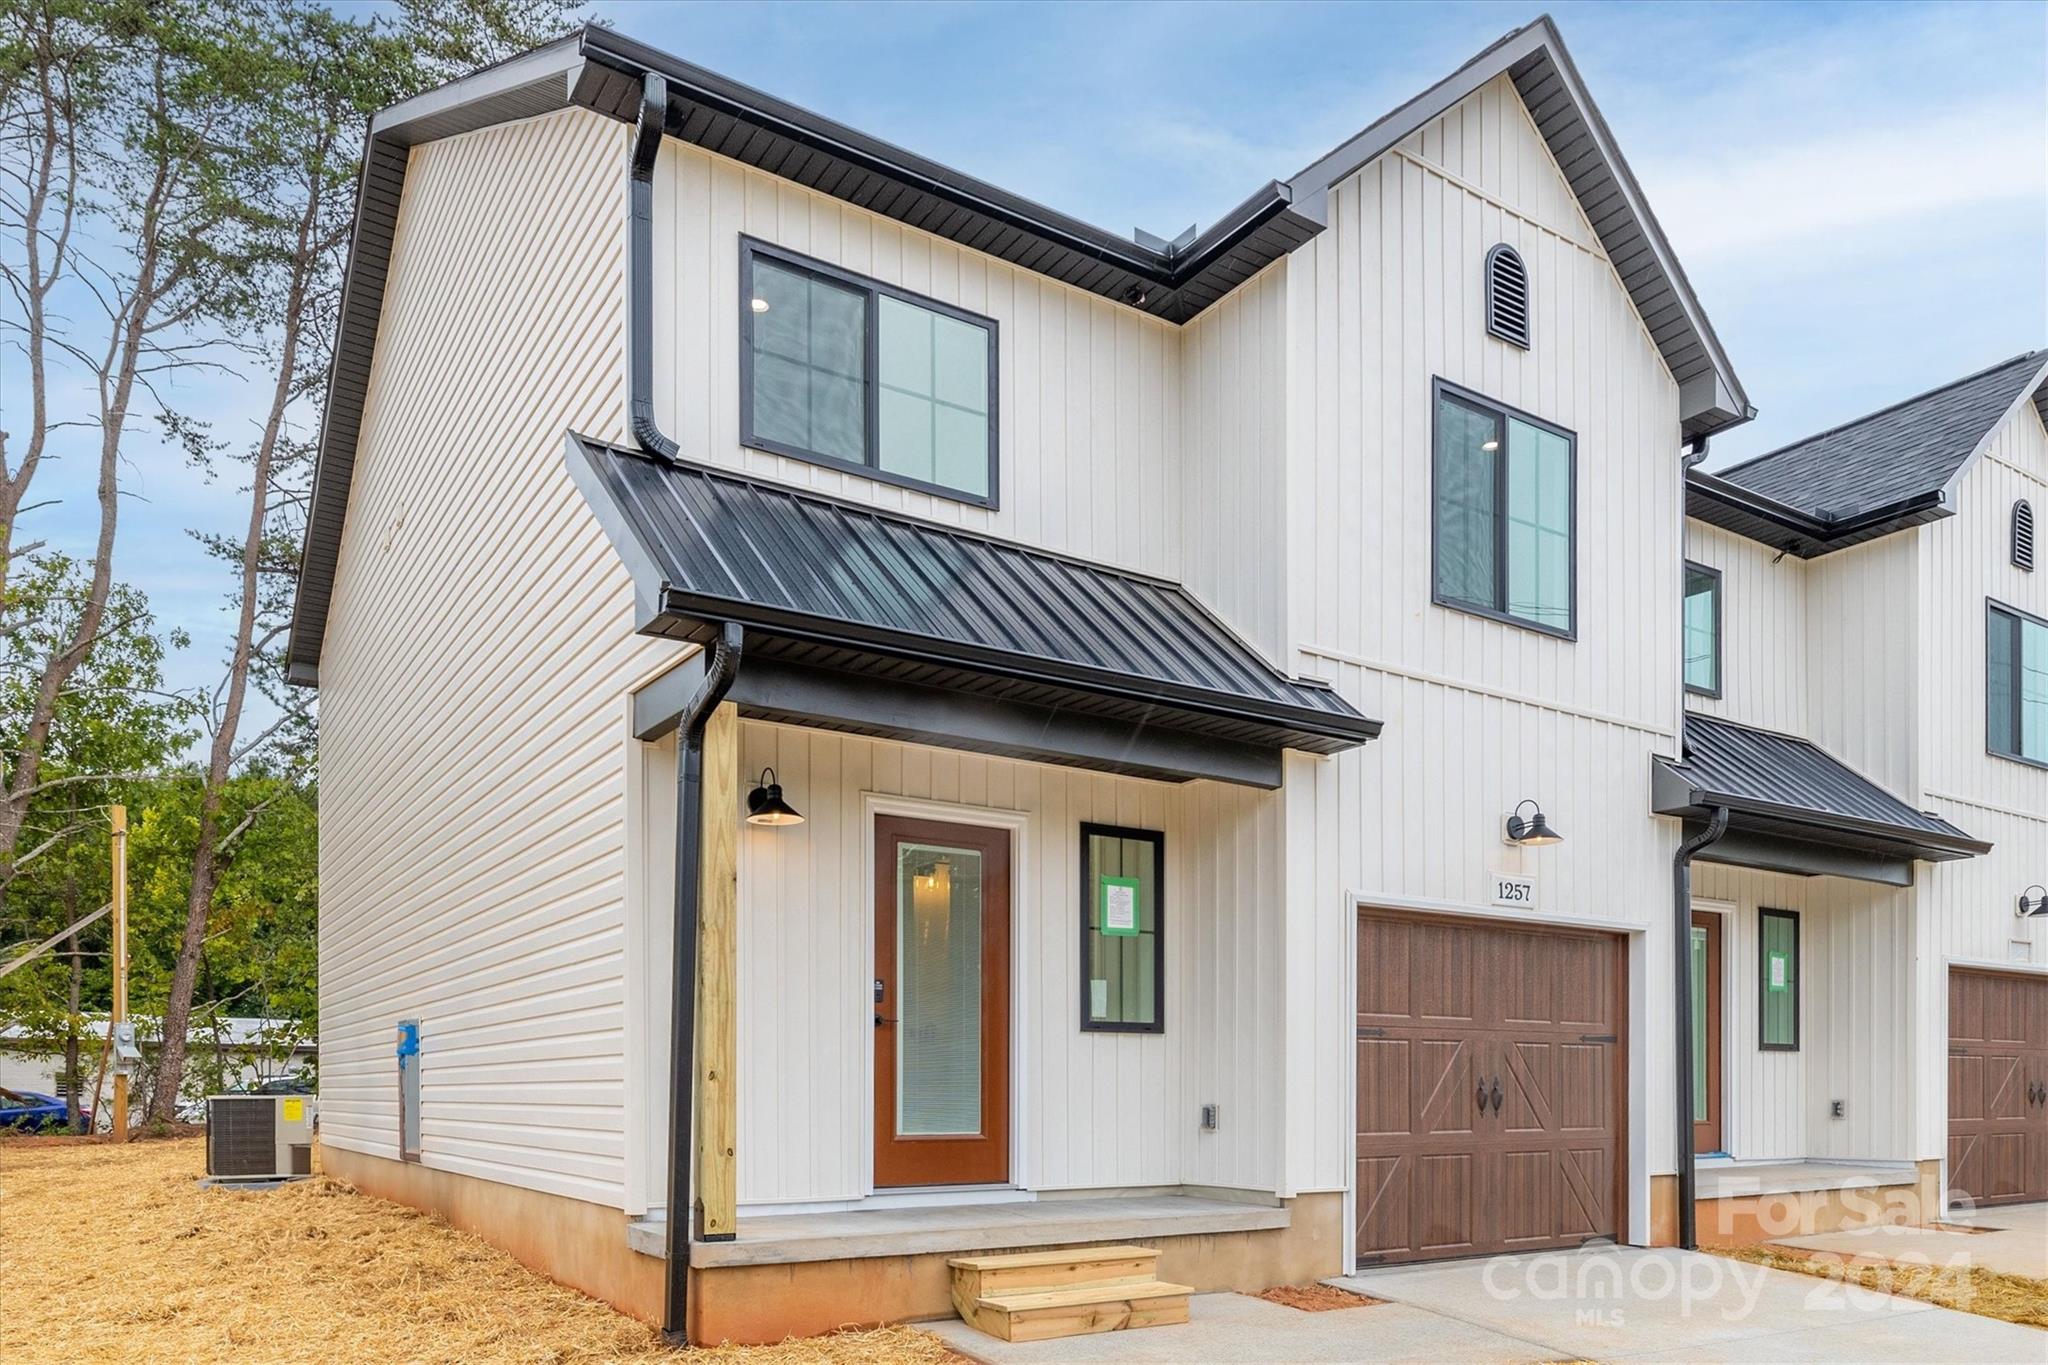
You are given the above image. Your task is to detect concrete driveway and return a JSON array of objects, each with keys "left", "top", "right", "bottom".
[
  {"left": 1775, "top": 1200, "right": 2048, "bottom": 1279},
  {"left": 927, "top": 1244, "right": 2046, "bottom": 1363}
]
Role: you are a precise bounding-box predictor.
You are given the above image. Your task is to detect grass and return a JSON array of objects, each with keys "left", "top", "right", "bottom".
[
  {"left": 0, "top": 1136, "right": 956, "bottom": 1363},
  {"left": 1715, "top": 1243, "right": 2048, "bottom": 1330}
]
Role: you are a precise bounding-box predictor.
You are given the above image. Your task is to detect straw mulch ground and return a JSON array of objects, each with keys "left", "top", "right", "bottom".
[
  {"left": 1252, "top": 1282, "right": 1382, "bottom": 1312},
  {"left": 1714, "top": 1243, "right": 2048, "bottom": 1329},
  {"left": 0, "top": 1136, "right": 958, "bottom": 1363}
]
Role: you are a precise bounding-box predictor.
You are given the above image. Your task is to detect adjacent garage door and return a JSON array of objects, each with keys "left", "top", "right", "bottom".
[
  {"left": 1948, "top": 968, "right": 2048, "bottom": 1208},
  {"left": 1355, "top": 909, "right": 1626, "bottom": 1266}
]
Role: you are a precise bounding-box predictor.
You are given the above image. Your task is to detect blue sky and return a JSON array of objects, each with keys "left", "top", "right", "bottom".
[{"left": 13, "top": 0, "right": 2047, "bottom": 711}]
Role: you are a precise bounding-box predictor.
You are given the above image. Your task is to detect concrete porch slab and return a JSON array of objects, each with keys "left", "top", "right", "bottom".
[
  {"left": 1695, "top": 1159, "right": 1918, "bottom": 1199},
  {"left": 628, "top": 1193, "right": 1291, "bottom": 1267}
]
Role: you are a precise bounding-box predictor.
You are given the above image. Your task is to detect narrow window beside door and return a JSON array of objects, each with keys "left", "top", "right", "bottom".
[
  {"left": 1080, "top": 824, "right": 1163, "bottom": 1033},
  {"left": 1758, "top": 908, "right": 1799, "bottom": 1051},
  {"left": 1432, "top": 380, "right": 1576, "bottom": 637}
]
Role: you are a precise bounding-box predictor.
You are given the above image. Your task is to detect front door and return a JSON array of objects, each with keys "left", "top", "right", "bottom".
[
  {"left": 1691, "top": 911, "right": 1724, "bottom": 1155},
  {"left": 874, "top": 816, "right": 1011, "bottom": 1188}
]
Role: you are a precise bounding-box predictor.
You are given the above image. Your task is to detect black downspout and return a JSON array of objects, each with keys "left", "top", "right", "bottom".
[
  {"left": 1672, "top": 804, "right": 1728, "bottom": 1251},
  {"left": 630, "top": 62, "right": 735, "bottom": 1343},
  {"left": 630, "top": 70, "right": 679, "bottom": 463},
  {"left": 663, "top": 621, "right": 743, "bottom": 1344}
]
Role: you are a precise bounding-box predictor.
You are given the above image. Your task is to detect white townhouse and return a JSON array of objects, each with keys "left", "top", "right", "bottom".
[
  {"left": 1682, "top": 354, "right": 2048, "bottom": 1223},
  {"left": 287, "top": 12, "right": 2039, "bottom": 1345}
]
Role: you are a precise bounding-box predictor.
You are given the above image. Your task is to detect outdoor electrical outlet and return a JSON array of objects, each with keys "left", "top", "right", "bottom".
[
  {"left": 1201, "top": 1103, "right": 1219, "bottom": 1132},
  {"left": 1830, "top": 1099, "right": 1845, "bottom": 1118}
]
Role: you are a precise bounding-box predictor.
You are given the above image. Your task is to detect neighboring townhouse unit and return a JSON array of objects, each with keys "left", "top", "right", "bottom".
[
  {"left": 1683, "top": 353, "right": 2048, "bottom": 1220},
  {"left": 287, "top": 12, "right": 2038, "bottom": 1347}
]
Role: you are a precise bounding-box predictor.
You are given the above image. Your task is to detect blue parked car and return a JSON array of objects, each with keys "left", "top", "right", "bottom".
[{"left": 0, "top": 1086, "right": 87, "bottom": 1131}]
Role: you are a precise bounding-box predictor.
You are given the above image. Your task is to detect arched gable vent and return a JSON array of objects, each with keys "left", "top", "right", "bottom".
[
  {"left": 1484, "top": 243, "right": 1531, "bottom": 350},
  {"left": 2016, "top": 499, "right": 2036, "bottom": 572}
]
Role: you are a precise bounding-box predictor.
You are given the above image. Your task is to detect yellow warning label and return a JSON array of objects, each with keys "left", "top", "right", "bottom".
[{"left": 282, "top": 1098, "right": 304, "bottom": 1123}]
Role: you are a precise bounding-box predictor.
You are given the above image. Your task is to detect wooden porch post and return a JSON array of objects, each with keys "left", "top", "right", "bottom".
[{"left": 694, "top": 700, "right": 739, "bottom": 1240}]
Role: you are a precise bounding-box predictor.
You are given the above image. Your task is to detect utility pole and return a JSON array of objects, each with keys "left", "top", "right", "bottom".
[{"left": 111, "top": 805, "right": 129, "bottom": 1142}]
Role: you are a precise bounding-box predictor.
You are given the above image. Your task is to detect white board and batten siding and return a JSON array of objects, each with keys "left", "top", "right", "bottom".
[
  {"left": 1911, "top": 399, "right": 2048, "bottom": 1159},
  {"left": 1273, "top": 72, "right": 1690, "bottom": 1191},
  {"left": 646, "top": 136, "right": 1186, "bottom": 589},
  {"left": 318, "top": 107, "right": 690, "bottom": 1210},
  {"left": 688, "top": 722, "right": 1290, "bottom": 1206}
]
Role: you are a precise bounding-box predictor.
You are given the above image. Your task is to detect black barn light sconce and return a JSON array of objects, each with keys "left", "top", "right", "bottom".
[
  {"left": 1503, "top": 799, "right": 1563, "bottom": 847},
  {"left": 2019, "top": 885, "right": 2047, "bottom": 919},
  {"left": 745, "top": 768, "right": 804, "bottom": 827}
]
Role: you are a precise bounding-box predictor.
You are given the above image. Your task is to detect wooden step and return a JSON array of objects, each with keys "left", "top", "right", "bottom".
[
  {"left": 961, "top": 1280, "right": 1194, "bottom": 1343},
  {"left": 948, "top": 1244, "right": 1160, "bottom": 1300}
]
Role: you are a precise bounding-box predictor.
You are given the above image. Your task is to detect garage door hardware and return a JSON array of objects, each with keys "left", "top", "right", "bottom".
[
  {"left": 1356, "top": 1027, "right": 1386, "bottom": 1038},
  {"left": 1580, "top": 1033, "right": 1617, "bottom": 1043},
  {"left": 1474, "top": 1078, "right": 1503, "bottom": 1113}
]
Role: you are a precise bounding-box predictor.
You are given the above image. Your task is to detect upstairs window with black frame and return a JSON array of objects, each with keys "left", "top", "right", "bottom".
[
  {"left": 1432, "top": 380, "right": 1576, "bottom": 637},
  {"left": 1758, "top": 908, "right": 1799, "bottom": 1051},
  {"left": 741, "top": 239, "right": 997, "bottom": 506},
  {"left": 1081, "top": 824, "right": 1162, "bottom": 1033},
  {"left": 1987, "top": 600, "right": 2048, "bottom": 766},
  {"left": 1684, "top": 562, "right": 1722, "bottom": 697}
]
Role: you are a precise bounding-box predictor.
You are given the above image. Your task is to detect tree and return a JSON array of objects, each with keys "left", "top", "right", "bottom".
[
  {"left": 0, "top": 564, "right": 192, "bottom": 1124},
  {"left": 145, "top": 0, "right": 588, "bottom": 1118},
  {"left": 0, "top": 0, "right": 272, "bottom": 906}
]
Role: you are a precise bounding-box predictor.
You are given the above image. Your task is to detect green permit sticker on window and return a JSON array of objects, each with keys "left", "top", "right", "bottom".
[
  {"left": 1099, "top": 875, "right": 1141, "bottom": 937},
  {"left": 1766, "top": 950, "right": 1790, "bottom": 993}
]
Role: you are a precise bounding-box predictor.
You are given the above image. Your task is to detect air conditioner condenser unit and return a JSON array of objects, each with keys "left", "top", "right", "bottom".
[{"left": 205, "top": 1093, "right": 316, "bottom": 1182}]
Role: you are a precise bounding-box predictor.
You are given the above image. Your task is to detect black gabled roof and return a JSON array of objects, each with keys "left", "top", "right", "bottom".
[
  {"left": 1654, "top": 713, "right": 1987, "bottom": 862},
  {"left": 1689, "top": 352, "right": 2048, "bottom": 557},
  {"left": 568, "top": 435, "right": 1379, "bottom": 756}
]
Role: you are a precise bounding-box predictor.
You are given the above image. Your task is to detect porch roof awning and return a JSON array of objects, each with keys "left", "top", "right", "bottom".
[
  {"left": 1654, "top": 714, "right": 1989, "bottom": 880},
  {"left": 569, "top": 435, "right": 1379, "bottom": 784}
]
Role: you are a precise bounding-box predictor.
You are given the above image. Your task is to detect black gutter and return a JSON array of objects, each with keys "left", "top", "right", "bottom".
[
  {"left": 1686, "top": 471, "right": 1950, "bottom": 556},
  {"left": 663, "top": 621, "right": 743, "bottom": 1344},
  {"left": 1657, "top": 789, "right": 1990, "bottom": 861},
  {"left": 1672, "top": 805, "right": 1729, "bottom": 1251},
  {"left": 630, "top": 71, "right": 678, "bottom": 462}
]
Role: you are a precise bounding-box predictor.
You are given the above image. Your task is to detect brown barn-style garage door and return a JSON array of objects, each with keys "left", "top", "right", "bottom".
[
  {"left": 1355, "top": 908, "right": 1627, "bottom": 1265},
  {"left": 1948, "top": 968, "right": 2048, "bottom": 1208}
]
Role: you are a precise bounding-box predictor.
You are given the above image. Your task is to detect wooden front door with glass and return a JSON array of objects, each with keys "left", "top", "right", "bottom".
[{"left": 873, "top": 816, "right": 1011, "bottom": 1187}]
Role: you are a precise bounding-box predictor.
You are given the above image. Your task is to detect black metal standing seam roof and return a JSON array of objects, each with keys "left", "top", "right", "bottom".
[
  {"left": 1715, "top": 353, "right": 2047, "bottom": 520},
  {"left": 569, "top": 435, "right": 1379, "bottom": 754},
  {"left": 1655, "top": 713, "right": 1988, "bottom": 858}
]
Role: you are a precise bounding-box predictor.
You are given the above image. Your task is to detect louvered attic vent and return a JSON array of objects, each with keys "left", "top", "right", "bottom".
[
  {"left": 1485, "top": 244, "right": 1530, "bottom": 349},
  {"left": 2016, "top": 499, "right": 2036, "bottom": 571}
]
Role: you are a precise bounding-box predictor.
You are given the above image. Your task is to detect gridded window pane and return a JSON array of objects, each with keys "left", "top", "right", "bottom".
[
  {"left": 2023, "top": 614, "right": 2048, "bottom": 762},
  {"left": 749, "top": 258, "right": 866, "bottom": 462},
  {"left": 1433, "top": 394, "right": 1498, "bottom": 610},
  {"left": 879, "top": 296, "right": 990, "bottom": 498},
  {"left": 1989, "top": 608, "right": 2016, "bottom": 757},
  {"left": 897, "top": 843, "right": 984, "bottom": 1135},
  {"left": 1759, "top": 910, "right": 1798, "bottom": 1050},
  {"left": 1505, "top": 417, "right": 1571, "bottom": 630},
  {"left": 1684, "top": 566, "right": 1720, "bottom": 694},
  {"left": 1082, "top": 827, "right": 1162, "bottom": 1032},
  {"left": 1989, "top": 606, "right": 2048, "bottom": 763}
]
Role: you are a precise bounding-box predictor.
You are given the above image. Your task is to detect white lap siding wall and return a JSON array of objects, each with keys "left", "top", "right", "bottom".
[{"left": 317, "top": 108, "right": 687, "bottom": 1209}]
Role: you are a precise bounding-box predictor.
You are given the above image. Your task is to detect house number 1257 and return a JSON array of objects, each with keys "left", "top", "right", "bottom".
[{"left": 1492, "top": 875, "right": 1537, "bottom": 908}]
